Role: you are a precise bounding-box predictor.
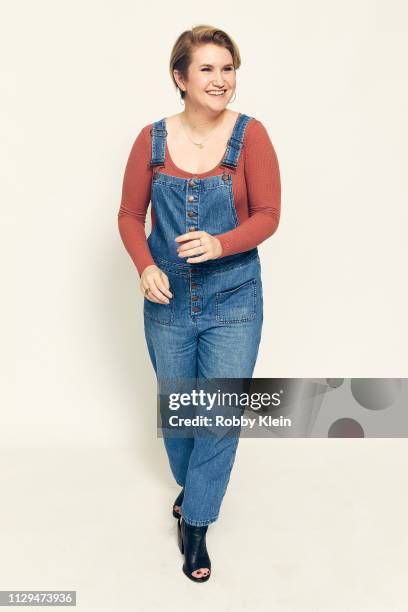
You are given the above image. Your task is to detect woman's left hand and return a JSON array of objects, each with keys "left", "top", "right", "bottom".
[{"left": 175, "top": 230, "right": 222, "bottom": 263}]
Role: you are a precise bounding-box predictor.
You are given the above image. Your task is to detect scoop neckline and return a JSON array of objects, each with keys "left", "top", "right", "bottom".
[{"left": 163, "top": 112, "right": 242, "bottom": 178}]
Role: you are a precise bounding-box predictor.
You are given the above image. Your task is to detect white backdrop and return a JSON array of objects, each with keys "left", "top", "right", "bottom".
[{"left": 3, "top": 0, "right": 408, "bottom": 449}]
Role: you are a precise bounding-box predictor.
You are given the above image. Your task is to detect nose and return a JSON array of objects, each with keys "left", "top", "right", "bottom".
[{"left": 212, "top": 71, "right": 225, "bottom": 87}]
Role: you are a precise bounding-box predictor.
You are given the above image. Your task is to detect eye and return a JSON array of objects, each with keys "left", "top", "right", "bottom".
[{"left": 200, "top": 67, "right": 234, "bottom": 72}]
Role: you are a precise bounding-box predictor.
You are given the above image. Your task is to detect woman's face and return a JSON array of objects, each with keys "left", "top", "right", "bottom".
[{"left": 175, "top": 43, "right": 236, "bottom": 111}]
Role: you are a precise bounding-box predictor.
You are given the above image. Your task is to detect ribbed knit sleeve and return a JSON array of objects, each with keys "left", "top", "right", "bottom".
[
  {"left": 117, "top": 125, "right": 156, "bottom": 277},
  {"left": 215, "top": 119, "right": 281, "bottom": 257}
]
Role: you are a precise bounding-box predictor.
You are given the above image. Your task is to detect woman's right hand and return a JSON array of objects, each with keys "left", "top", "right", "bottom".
[{"left": 140, "top": 264, "right": 173, "bottom": 304}]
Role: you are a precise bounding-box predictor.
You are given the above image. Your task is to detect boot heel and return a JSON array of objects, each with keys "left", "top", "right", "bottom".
[{"left": 177, "top": 518, "right": 184, "bottom": 554}]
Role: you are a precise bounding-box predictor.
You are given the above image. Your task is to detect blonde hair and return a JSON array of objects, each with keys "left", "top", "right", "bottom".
[{"left": 169, "top": 25, "right": 241, "bottom": 100}]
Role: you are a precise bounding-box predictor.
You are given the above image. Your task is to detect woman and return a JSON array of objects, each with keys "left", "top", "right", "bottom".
[{"left": 118, "top": 25, "right": 281, "bottom": 582}]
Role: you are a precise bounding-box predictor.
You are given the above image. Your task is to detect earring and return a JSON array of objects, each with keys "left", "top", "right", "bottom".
[{"left": 229, "top": 91, "right": 237, "bottom": 104}]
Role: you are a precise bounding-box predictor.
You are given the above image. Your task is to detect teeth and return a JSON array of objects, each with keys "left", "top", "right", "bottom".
[{"left": 207, "top": 91, "right": 225, "bottom": 95}]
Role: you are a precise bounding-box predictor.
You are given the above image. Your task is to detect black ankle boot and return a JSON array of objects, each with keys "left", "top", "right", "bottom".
[
  {"left": 172, "top": 487, "right": 184, "bottom": 519},
  {"left": 177, "top": 517, "right": 211, "bottom": 582}
]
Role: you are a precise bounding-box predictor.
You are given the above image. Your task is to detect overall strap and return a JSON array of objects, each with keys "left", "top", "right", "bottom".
[
  {"left": 220, "top": 113, "right": 253, "bottom": 169},
  {"left": 149, "top": 114, "right": 253, "bottom": 169},
  {"left": 149, "top": 118, "right": 167, "bottom": 167}
]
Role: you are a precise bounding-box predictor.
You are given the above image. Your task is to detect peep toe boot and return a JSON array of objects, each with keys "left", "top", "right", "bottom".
[
  {"left": 173, "top": 488, "right": 184, "bottom": 519},
  {"left": 177, "top": 517, "right": 211, "bottom": 582}
]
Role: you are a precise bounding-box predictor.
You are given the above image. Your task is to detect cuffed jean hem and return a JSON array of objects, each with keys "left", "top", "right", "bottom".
[{"left": 181, "top": 513, "right": 219, "bottom": 527}]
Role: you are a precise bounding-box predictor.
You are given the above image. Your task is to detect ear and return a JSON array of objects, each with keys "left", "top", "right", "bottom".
[{"left": 173, "top": 69, "right": 186, "bottom": 93}]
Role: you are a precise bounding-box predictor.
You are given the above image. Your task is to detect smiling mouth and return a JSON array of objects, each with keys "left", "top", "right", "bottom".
[{"left": 206, "top": 90, "right": 227, "bottom": 96}]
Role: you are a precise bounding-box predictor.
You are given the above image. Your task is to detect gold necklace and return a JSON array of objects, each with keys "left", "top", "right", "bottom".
[{"left": 180, "top": 113, "right": 225, "bottom": 149}]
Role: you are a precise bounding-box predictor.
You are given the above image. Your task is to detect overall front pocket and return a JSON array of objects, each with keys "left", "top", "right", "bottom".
[
  {"left": 215, "top": 278, "right": 257, "bottom": 323},
  {"left": 144, "top": 296, "right": 175, "bottom": 325}
]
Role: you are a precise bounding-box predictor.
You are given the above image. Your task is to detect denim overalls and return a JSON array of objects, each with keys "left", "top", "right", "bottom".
[{"left": 144, "top": 114, "right": 263, "bottom": 526}]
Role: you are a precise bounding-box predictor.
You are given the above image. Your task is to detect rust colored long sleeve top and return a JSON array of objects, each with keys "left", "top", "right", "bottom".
[{"left": 118, "top": 116, "right": 281, "bottom": 277}]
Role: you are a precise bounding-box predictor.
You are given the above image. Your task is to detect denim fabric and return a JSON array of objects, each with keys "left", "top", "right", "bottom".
[{"left": 143, "top": 114, "right": 264, "bottom": 526}]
